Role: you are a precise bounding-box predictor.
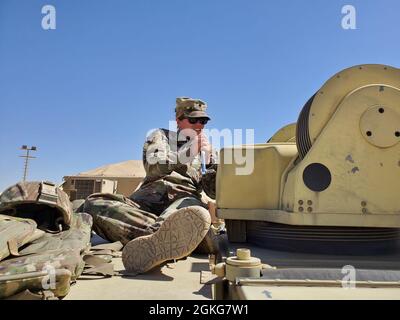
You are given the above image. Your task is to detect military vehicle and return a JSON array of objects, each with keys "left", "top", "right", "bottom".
[{"left": 209, "top": 64, "right": 400, "bottom": 299}]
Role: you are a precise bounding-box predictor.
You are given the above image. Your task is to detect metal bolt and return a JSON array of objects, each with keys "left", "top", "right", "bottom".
[
  {"left": 299, "top": 207, "right": 304, "bottom": 212},
  {"left": 237, "top": 248, "right": 251, "bottom": 260},
  {"left": 307, "top": 207, "right": 313, "bottom": 213},
  {"left": 361, "top": 201, "right": 367, "bottom": 207},
  {"left": 298, "top": 200, "right": 304, "bottom": 205},
  {"left": 362, "top": 208, "right": 368, "bottom": 214},
  {"left": 307, "top": 200, "right": 313, "bottom": 205}
]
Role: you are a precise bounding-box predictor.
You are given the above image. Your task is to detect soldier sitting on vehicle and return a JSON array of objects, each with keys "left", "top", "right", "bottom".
[{"left": 84, "top": 97, "right": 220, "bottom": 275}]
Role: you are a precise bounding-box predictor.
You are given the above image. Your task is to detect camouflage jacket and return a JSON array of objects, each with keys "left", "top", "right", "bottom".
[{"left": 130, "top": 129, "right": 217, "bottom": 215}]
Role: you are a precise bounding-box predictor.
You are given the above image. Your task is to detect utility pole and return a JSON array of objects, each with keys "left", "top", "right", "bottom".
[{"left": 20, "top": 145, "right": 37, "bottom": 182}]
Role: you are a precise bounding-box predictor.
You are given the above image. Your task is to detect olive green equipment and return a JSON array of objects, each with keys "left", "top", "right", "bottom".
[
  {"left": 216, "top": 64, "right": 400, "bottom": 254},
  {"left": 0, "top": 181, "right": 116, "bottom": 300}
]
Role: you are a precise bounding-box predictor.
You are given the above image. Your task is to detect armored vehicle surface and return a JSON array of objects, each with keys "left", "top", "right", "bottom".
[{"left": 210, "top": 64, "right": 400, "bottom": 299}]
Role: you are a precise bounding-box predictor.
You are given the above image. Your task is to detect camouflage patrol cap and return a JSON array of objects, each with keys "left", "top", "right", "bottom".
[
  {"left": 0, "top": 181, "right": 72, "bottom": 229},
  {"left": 175, "top": 97, "right": 210, "bottom": 120}
]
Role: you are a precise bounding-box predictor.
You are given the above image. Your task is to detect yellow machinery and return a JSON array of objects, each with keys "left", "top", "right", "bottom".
[{"left": 216, "top": 64, "right": 400, "bottom": 254}]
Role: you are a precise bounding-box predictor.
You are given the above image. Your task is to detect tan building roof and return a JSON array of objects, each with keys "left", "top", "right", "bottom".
[{"left": 66, "top": 160, "right": 145, "bottom": 178}]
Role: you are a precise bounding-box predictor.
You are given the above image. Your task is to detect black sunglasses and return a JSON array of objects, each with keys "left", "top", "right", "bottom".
[{"left": 188, "top": 118, "right": 209, "bottom": 125}]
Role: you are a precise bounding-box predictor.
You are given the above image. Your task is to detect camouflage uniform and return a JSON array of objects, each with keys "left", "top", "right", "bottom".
[
  {"left": 0, "top": 181, "right": 93, "bottom": 299},
  {"left": 85, "top": 97, "right": 217, "bottom": 246}
]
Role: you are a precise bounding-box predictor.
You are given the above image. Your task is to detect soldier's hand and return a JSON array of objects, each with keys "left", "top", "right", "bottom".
[{"left": 197, "top": 134, "right": 212, "bottom": 163}]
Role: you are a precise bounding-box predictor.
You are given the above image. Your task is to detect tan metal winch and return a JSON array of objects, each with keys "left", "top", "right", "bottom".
[{"left": 217, "top": 64, "right": 400, "bottom": 254}]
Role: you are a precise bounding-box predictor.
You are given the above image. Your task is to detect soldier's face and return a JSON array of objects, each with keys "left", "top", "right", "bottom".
[{"left": 176, "top": 118, "right": 205, "bottom": 135}]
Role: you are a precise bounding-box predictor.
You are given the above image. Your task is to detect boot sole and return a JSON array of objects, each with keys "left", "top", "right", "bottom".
[{"left": 122, "top": 206, "right": 211, "bottom": 274}]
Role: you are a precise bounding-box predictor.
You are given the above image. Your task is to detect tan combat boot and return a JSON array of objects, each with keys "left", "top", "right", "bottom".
[{"left": 122, "top": 206, "right": 211, "bottom": 274}]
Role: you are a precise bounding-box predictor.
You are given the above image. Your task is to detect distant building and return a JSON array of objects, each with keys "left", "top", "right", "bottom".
[{"left": 62, "top": 160, "right": 145, "bottom": 200}]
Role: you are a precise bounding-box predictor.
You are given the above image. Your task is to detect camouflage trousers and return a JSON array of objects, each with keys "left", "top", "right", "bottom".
[{"left": 84, "top": 193, "right": 207, "bottom": 246}]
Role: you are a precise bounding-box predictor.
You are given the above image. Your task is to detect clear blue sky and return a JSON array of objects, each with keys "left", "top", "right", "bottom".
[{"left": 0, "top": 0, "right": 399, "bottom": 191}]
